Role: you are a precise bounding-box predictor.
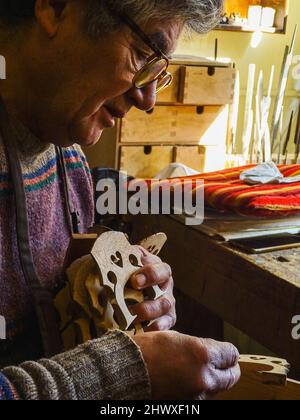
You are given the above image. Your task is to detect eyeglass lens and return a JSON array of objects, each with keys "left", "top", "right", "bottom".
[{"left": 134, "top": 57, "right": 168, "bottom": 88}]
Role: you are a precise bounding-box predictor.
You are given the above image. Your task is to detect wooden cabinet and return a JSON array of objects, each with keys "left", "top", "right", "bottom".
[{"left": 84, "top": 56, "right": 236, "bottom": 178}]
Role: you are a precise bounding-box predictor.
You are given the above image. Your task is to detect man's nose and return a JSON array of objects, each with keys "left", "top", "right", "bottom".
[{"left": 127, "top": 81, "right": 157, "bottom": 111}]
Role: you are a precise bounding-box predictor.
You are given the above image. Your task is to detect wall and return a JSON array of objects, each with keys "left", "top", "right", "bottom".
[{"left": 176, "top": 0, "right": 300, "bottom": 153}]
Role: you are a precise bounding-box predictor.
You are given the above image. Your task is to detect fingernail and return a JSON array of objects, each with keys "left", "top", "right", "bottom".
[{"left": 134, "top": 274, "right": 147, "bottom": 288}]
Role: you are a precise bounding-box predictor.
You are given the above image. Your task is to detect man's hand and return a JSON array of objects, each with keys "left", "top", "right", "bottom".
[
  {"left": 133, "top": 331, "right": 241, "bottom": 400},
  {"left": 129, "top": 247, "right": 176, "bottom": 332}
]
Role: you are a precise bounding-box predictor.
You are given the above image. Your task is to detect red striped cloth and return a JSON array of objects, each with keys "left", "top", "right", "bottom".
[
  {"left": 132, "top": 165, "right": 300, "bottom": 218},
  {"left": 201, "top": 164, "right": 300, "bottom": 217}
]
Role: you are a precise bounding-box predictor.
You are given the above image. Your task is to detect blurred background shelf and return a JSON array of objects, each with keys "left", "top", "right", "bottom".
[
  {"left": 218, "top": 0, "right": 289, "bottom": 34},
  {"left": 216, "top": 23, "right": 285, "bottom": 34}
]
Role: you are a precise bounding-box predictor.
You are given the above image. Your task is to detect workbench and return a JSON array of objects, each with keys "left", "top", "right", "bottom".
[{"left": 127, "top": 214, "right": 300, "bottom": 373}]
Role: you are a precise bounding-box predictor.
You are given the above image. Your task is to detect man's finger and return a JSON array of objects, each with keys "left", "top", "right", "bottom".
[
  {"left": 205, "top": 340, "right": 240, "bottom": 370},
  {"left": 138, "top": 246, "right": 162, "bottom": 265},
  {"left": 213, "top": 364, "right": 241, "bottom": 392},
  {"left": 130, "top": 297, "right": 173, "bottom": 323},
  {"left": 131, "top": 263, "right": 172, "bottom": 290},
  {"left": 200, "top": 364, "right": 241, "bottom": 395},
  {"left": 144, "top": 314, "right": 176, "bottom": 332}
]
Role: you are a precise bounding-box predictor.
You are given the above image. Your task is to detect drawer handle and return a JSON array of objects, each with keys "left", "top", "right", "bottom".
[
  {"left": 207, "top": 66, "right": 216, "bottom": 76},
  {"left": 196, "top": 106, "right": 205, "bottom": 115},
  {"left": 144, "top": 146, "right": 152, "bottom": 155}
]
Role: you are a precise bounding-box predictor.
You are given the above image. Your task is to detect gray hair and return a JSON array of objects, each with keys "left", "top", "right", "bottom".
[
  {"left": 0, "top": 0, "right": 223, "bottom": 36},
  {"left": 85, "top": 0, "right": 223, "bottom": 38}
]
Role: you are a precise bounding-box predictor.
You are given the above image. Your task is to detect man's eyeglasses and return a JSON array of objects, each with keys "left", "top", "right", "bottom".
[{"left": 115, "top": 12, "right": 173, "bottom": 94}]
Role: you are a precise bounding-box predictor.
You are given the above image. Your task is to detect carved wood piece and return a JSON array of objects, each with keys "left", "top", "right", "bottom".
[
  {"left": 217, "top": 354, "right": 300, "bottom": 400},
  {"left": 239, "top": 355, "right": 290, "bottom": 385},
  {"left": 56, "top": 230, "right": 168, "bottom": 350},
  {"left": 91, "top": 231, "right": 166, "bottom": 330}
]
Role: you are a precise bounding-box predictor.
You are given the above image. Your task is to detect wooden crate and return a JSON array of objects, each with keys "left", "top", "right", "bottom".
[
  {"left": 179, "top": 66, "right": 236, "bottom": 106},
  {"left": 119, "top": 146, "right": 173, "bottom": 178},
  {"left": 120, "top": 105, "right": 229, "bottom": 146}
]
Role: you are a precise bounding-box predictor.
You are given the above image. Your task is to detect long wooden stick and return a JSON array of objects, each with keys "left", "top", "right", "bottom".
[
  {"left": 243, "top": 64, "right": 256, "bottom": 163},
  {"left": 282, "top": 111, "right": 295, "bottom": 164},
  {"left": 255, "top": 70, "right": 264, "bottom": 163},
  {"left": 271, "top": 45, "right": 289, "bottom": 151},
  {"left": 262, "top": 66, "right": 275, "bottom": 162},
  {"left": 293, "top": 101, "right": 300, "bottom": 159},
  {"left": 229, "top": 70, "right": 240, "bottom": 155},
  {"left": 295, "top": 119, "right": 300, "bottom": 163},
  {"left": 277, "top": 107, "right": 284, "bottom": 164},
  {"left": 271, "top": 25, "right": 298, "bottom": 152},
  {"left": 285, "top": 111, "right": 294, "bottom": 163}
]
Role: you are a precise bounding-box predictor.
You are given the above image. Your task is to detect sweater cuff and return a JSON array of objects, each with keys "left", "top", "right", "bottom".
[{"left": 53, "top": 330, "right": 152, "bottom": 400}]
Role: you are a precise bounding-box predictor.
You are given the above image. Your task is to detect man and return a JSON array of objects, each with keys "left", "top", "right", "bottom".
[{"left": 0, "top": 0, "right": 240, "bottom": 400}]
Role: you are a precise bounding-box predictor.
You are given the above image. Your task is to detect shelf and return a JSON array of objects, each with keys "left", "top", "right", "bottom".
[
  {"left": 219, "top": 0, "right": 289, "bottom": 35},
  {"left": 216, "top": 23, "right": 285, "bottom": 34}
]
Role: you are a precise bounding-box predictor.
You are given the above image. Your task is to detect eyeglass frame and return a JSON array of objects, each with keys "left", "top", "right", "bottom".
[{"left": 112, "top": 11, "right": 173, "bottom": 92}]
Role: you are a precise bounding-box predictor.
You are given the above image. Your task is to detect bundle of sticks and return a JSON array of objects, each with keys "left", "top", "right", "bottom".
[{"left": 229, "top": 25, "right": 300, "bottom": 166}]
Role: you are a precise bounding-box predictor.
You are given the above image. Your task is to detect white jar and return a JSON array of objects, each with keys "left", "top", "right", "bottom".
[
  {"left": 248, "top": 5, "right": 262, "bottom": 27},
  {"left": 261, "top": 7, "right": 276, "bottom": 28}
]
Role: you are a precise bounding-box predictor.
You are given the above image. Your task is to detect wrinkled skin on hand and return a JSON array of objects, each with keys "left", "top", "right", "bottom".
[
  {"left": 133, "top": 331, "right": 241, "bottom": 400},
  {"left": 130, "top": 247, "right": 176, "bottom": 332}
]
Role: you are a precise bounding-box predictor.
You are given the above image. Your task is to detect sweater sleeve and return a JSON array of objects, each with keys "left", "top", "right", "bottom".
[{"left": 1, "top": 331, "right": 151, "bottom": 400}]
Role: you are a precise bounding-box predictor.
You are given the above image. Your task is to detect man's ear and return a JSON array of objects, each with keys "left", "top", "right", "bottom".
[{"left": 35, "top": 0, "right": 67, "bottom": 38}]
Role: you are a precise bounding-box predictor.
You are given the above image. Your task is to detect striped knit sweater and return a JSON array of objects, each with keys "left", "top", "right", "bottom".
[{"left": 0, "top": 117, "right": 151, "bottom": 400}]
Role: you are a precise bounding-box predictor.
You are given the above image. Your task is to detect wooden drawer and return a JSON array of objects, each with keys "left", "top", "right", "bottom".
[
  {"left": 156, "top": 65, "right": 181, "bottom": 104},
  {"left": 120, "top": 105, "right": 229, "bottom": 146},
  {"left": 119, "top": 146, "right": 173, "bottom": 178},
  {"left": 180, "top": 66, "right": 236, "bottom": 105},
  {"left": 121, "top": 107, "right": 175, "bottom": 144},
  {"left": 175, "top": 145, "right": 226, "bottom": 173}
]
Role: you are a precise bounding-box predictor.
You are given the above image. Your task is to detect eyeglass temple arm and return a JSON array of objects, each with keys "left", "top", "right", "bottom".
[{"left": 115, "top": 12, "right": 167, "bottom": 59}]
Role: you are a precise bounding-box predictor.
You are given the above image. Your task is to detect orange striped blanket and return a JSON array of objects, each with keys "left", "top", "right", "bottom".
[{"left": 134, "top": 164, "right": 300, "bottom": 218}]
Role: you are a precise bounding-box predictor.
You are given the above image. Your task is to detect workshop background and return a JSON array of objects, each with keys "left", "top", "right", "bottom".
[
  {"left": 178, "top": 0, "right": 300, "bottom": 153},
  {"left": 84, "top": 0, "right": 300, "bottom": 362}
]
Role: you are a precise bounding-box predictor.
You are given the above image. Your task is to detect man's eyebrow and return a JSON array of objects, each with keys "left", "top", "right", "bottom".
[{"left": 148, "top": 32, "right": 172, "bottom": 57}]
